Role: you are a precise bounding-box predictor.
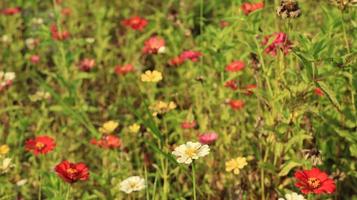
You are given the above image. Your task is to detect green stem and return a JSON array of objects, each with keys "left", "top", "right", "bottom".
[
  {"left": 192, "top": 162, "right": 197, "bottom": 200},
  {"left": 38, "top": 173, "right": 41, "bottom": 200},
  {"left": 65, "top": 185, "right": 72, "bottom": 200}
]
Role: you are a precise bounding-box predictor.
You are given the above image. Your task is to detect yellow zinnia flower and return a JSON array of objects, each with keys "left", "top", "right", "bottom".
[
  {"left": 149, "top": 101, "right": 176, "bottom": 116},
  {"left": 99, "top": 120, "right": 119, "bottom": 134},
  {"left": 225, "top": 156, "right": 248, "bottom": 175},
  {"left": 0, "top": 145, "right": 10, "bottom": 155},
  {"left": 129, "top": 123, "right": 140, "bottom": 133},
  {"left": 140, "top": 70, "right": 162, "bottom": 82}
]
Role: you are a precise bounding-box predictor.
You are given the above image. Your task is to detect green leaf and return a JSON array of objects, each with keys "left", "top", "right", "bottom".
[
  {"left": 278, "top": 161, "right": 302, "bottom": 176},
  {"left": 317, "top": 81, "right": 342, "bottom": 111}
]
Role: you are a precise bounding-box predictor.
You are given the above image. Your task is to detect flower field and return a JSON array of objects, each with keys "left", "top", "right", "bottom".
[{"left": 0, "top": 0, "right": 357, "bottom": 199}]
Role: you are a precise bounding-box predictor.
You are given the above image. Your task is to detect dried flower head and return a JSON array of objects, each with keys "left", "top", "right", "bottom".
[{"left": 276, "top": 0, "right": 302, "bottom": 19}]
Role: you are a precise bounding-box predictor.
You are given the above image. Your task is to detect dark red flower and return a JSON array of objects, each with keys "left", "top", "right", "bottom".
[
  {"left": 224, "top": 80, "right": 238, "bottom": 90},
  {"left": 181, "top": 121, "right": 197, "bottom": 129},
  {"left": 245, "top": 84, "right": 257, "bottom": 95},
  {"left": 314, "top": 88, "right": 324, "bottom": 97},
  {"left": 228, "top": 99, "right": 245, "bottom": 110},
  {"left": 50, "top": 24, "right": 70, "bottom": 41},
  {"left": 122, "top": 16, "right": 148, "bottom": 31},
  {"left": 295, "top": 168, "right": 336, "bottom": 194},
  {"left": 142, "top": 36, "right": 165, "bottom": 54},
  {"left": 25, "top": 136, "right": 56, "bottom": 155},
  {"left": 30, "top": 55, "right": 41, "bottom": 64},
  {"left": 168, "top": 56, "right": 185, "bottom": 66},
  {"left": 225, "top": 61, "right": 245, "bottom": 72},
  {"left": 263, "top": 32, "right": 292, "bottom": 56},
  {"left": 220, "top": 20, "right": 230, "bottom": 28},
  {"left": 2, "top": 7, "right": 21, "bottom": 15},
  {"left": 241, "top": 2, "right": 264, "bottom": 15},
  {"left": 78, "top": 58, "right": 95, "bottom": 72},
  {"left": 91, "top": 135, "right": 121, "bottom": 149},
  {"left": 54, "top": 160, "right": 89, "bottom": 184},
  {"left": 114, "top": 64, "right": 134, "bottom": 75}
]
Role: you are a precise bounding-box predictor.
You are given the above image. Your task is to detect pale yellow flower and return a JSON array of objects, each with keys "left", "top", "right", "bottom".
[
  {"left": 0, "top": 158, "right": 14, "bottom": 174},
  {"left": 149, "top": 101, "right": 176, "bottom": 116},
  {"left": 99, "top": 120, "right": 119, "bottom": 134},
  {"left": 225, "top": 157, "right": 248, "bottom": 175},
  {"left": 172, "top": 141, "right": 210, "bottom": 164},
  {"left": 0, "top": 145, "right": 10, "bottom": 155},
  {"left": 140, "top": 70, "right": 162, "bottom": 82},
  {"left": 129, "top": 123, "right": 140, "bottom": 133}
]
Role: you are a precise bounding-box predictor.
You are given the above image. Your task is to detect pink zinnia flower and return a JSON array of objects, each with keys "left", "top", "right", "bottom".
[
  {"left": 198, "top": 132, "right": 218, "bottom": 145},
  {"left": 143, "top": 36, "right": 165, "bottom": 54},
  {"left": 30, "top": 55, "right": 40, "bottom": 64},
  {"left": 181, "top": 121, "right": 197, "bottom": 129},
  {"left": 78, "top": 58, "right": 95, "bottom": 72},
  {"left": 263, "top": 32, "right": 292, "bottom": 56},
  {"left": 179, "top": 50, "right": 202, "bottom": 62},
  {"left": 50, "top": 24, "right": 70, "bottom": 41}
]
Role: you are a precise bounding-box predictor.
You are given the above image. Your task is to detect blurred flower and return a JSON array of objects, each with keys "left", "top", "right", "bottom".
[
  {"left": 0, "top": 72, "right": 16, "bottom": 92},
  {"left": 278, "top": 192, "right": 306, "bottom": 200},
  {"left": 61, "top": 7, "right": 72, "bottom": 16},
  {"left": 172, "top": 141, "right": 210, "bottom": 164},
  {"left": 276, "top": 0, "right": 302, "bottom": 19},
  {"left": 225, "top": 61, "right": 245, "bottom": 72},
  {"left": 241, "top": 2, "right": 264, "bottom": 15},
  {"left": 119, "top": 176, "right": 146, "bottom": 194},
  {"left": 198, "top": 132, "right": 218, "bottom": 145},
  {"left": 16, "top": 179, "right": 28, "bottom": 186},
  {"left": 90, "top": 135, "right": 121, "bottom": 149},
  {"left": 140, "top": 70, "right": 163, "bottom": 82},
  {"left": 25, "top": 136, "right": 56, "bottom": 156},
  {"left": 31, "top": 18, "right": 44, "bottom": 25},
  {"left": 168, "top": 56, "right": 185, "bottom": 66},
  {"left": 78, "top": 58, "right": 95, "bottom": 72},
  {"left": 115, "top": 64, "right": 134, "bottom": 76},
  {"left": 142, "top": 36, "right": 166, "bottom": 54},
  {"left": 122, "top": 16, "right": 148, "bottom": 31},
  {"left": 0, "top": 145, "right": 10, "bottom": 155},
  {"left": 50, "top": 24, "right": 70, "bottom": 41},
  {"left": 30, "top": 55, "right": 40, "bottom": 64},
  {"left": 262, "top": 32, "right": 292, "bottom": 56},
  {"left": 224, "top": 80, "right": 238, "bottom": 90},
  {"left": 85, "top": 37, "right": 95, "bottom": 44},
  {"left": 149, "top": 101, "right": 176, "bottom": 116},
  {"left": 314, "top": 88, "right": 324, "bottom": 97},
  {"left": 302, "top": 148, "right": 322, "bottom": 166},
  {"left": 1, "top": 35, "right": 12, "bottom": 43},
  {"left": 99, "top": 121, "right": 119, "bottom": 134},
  {"left": 294, "top": 168, "right": 336, "bottom": 194},
  {"left": 129, "top": 123, "right": 140, "bottom": 133},
  {"left": 29, "top": 91, "right": 51, "bottom": 102},
  {"left": 245, "top": 84, "right": 257, "bottom": 95},
  {"left": 220, "top": 20, "right": 230, "bottom": 28},
  {"left": 179, "top": 50, "right": 202, "bottom": 62},
  {"left": 2, "top": 7, "right": 21, "bottom": 15},
  {"left": 54, "top": 160, "right": 89, "bottom": 183},
  {"left": 225, "top": 157, "right": 248, "bottom": 175},
  {"left": 25, "top": 38, "right": 40, "bottom": 50},
  {"left": 331, "top": 169, "right": 346, "bottom": 181},
  {"left": 228, "top": 99, "right": 245, "bottom": 110},
  {"left": 181, "top": 120, "right": 197, "bottom": 129},
  {"left": 0, "top": 158, "right": 14, "bottom": 174}
]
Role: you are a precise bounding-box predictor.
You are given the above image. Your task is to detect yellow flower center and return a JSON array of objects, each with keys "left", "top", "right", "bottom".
[
  {"left": 66, "top": 168, "right": 77, "bottom": 174},
  {"left": 185, "top": 148, "right": 197, "bottom": 158},
  {"left": 35, "top": 142, "right": 45, "bottom": 149},
  {"left": 308, "top": 177, "right": 321, "bottom": 189}
]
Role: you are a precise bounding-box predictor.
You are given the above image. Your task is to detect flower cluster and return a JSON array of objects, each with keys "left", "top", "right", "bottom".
[
  {"left": 169, "top": 50, "right": 202, "bottom": 66},
  {"left": 0, "top": 71, "right": 15, "bottom": 92}
]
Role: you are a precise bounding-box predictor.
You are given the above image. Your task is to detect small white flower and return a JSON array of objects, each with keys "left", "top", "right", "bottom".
[
  {"left": 119, "top": 176, "right": 146, "bottom": 194},
  {"left": 25, "top": 38, "right": 36, "bottom": 50},
  {"left": 16, "top": 179, "right": 27, "bottom": 186},
  {"left": 31, "top": 18, "right": 44, "bottom": 25},
  {"left": 4, "top": 72, "right": 15, "bottom": 81},
  {"left": 85, "top": 37, "right": 95, "bottom": 44},
  {"left": 279, "top": 192, "right": 306, "bottom": 200},
  {"left": 158, "top": 46, "right": 166, "bottom": 54},
  {"left": 172, "top": 141, "right": 210, "bottom": 164},
  {"left": 0, "top": 158, "right": 14, "bottom": 174},
  {"left": 1, "top": 35, "right": 12, "bottom": 43}
]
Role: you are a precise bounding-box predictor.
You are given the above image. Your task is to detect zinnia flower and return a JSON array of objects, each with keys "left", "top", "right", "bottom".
[
  {"left": 140, "top": 70, "right": 163, "bottom": 83},
  {"left": 179, "top": 50, "right": 202, "bottom": 62},
  {"left": 0, "top": 145, "right": 10, "bottom": 155},
  {"left": 129, "top": 123, "right": 140, "bottom": 133},
  {"left": 99, "top": 121, "right": 119, "bottom": 134},
  {"left": 198, "top": 132, "right": 218, "bottom": 145},
  {"left": 225, "top": 157, "right": 248, "bottom": 175},
  {"left": 54, "top": 160, "right": 89, "bottom": 184},
  {"left": 278, "top": 192, "right": 306, "bottom": 200},
  {"left": 224, "top": 80, "right": 238, "bottom": 90},
  {"left": 172, "top": 141, "right": 210, "bottom": 164},
  {"left": 0, "top": 71, "right": 15, "bottom": 92},
  {"left": 241, "top": 2, "right": 264, "bottom": 15},
  {"left": 262, "top": 32, "right": 292, "bottom": 56},
  {"left": 228, "top": 99, "right": 245, "bottom": 110},
  {"left": 225, "top": 61, "right": 245, "bottom": 72},
  {"left": 0, "top": 158, "right": 14, "bottom": 174},
  {"left": 50, "top": 24, "right": 70, "bottom": 41},
  {"left": 30, "top": 55, "right": 40, "bottom": 64},
  {"left": 314, "top": 88, "right": 324, "bottom": 97},
  {"left": 122, "top": 16, "right": 148, "bottom": 31},
  {"left": 294, "top": 168, "right": 336, "bottom": 194},
  {"left": 78, "top": 58, "right": 95, "bottom": 72},
  {"left": 119, "top": 176, "right": 146, "bottom": 194},
  {"left": 25, "top": 136, "right": 56, "bottom": 156},
  {"left": 149, "top": 101, "right": 176, "bottom": 116},
  {"left": 181, "top": 121, "right": 197, "bottom": 129},
  {"left": 245, "top": 84, "right": 257, "bottom": 95},
  {"left": 142, "top": 36, "right": 166, "bottom": 54},
  {"left": 115, "top": 64, "right": 135, "bottom": 75},
  {"left": 90, "top": 135, "right": 121, "bottom": 149},
  {"left": 2, "top": 7, "right": 21, "bottom": 15}
]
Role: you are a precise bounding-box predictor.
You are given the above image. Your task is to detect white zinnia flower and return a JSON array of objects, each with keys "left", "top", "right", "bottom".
[
  {"left": 172, "top": 141, "right": 210, "bottom": 164},
  {"left": 278, "top": 192, "right": 306, "bottom": 200},
  {"left": 119, "top": 176, "right": 146, "bottom": 194},
  {"left": 0, "top": 158, "right": 14, "bottom": 174}
]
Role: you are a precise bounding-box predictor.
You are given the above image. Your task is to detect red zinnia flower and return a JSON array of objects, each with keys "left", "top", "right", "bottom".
[
  {"left": 168, "top": 56, "right": 185, "bottom": 66},
  {"left": 295, "top": 168, "right": 336, "bottom": 194},
  {"left": 50, "top": 24, "right": 70, "bottom": 41},
  {"left": 225, "top": 61, "right": 245, "bottom": 72},
  {"left": 241, "top": 2, "right": 264, "bottom": 15},
  {"left": 224, "top": 80, "right": 238, "bottom": 90},
  {"left": 78, "top": 58, "right": 95, "bottom": 72},
  {"left": 122, "top": 16, "right": 148, "bottom": 31},
  {"left": 263, "top": 32, "right": 292, "bottom": 56},
  {"left": 220, "top": 20, "right": 230, "bottom": 28},
  {"left": 2, "top": 7, "right": 21, "bottom": 15},
  {"left": 228, "top": 99, "right": 245, "bottom": 110},
  {"left": 314, "top": 88, "right": 324, "bottom": 97},
  {"left": 54, "top": 160, "right": 89, "bottom": 184},
  {"left": 181, "top": 121, "right": 197, "bottom": 129},
  {"left": 25, "top": 136, "right": 56, "bottom": 155},
  {"left": 90, "top": 135, "right": 121, "bottom": 149},
  {"left": 61, "top": 7, "right": 72, "bottom": 16},
  {"left": 114, "top": 64, "right": 134, "bottom": 75},
  {"left": 245, "top": 84, "right": 257, "bottom": 95},
  {"left": 142, "top": 36, "right": 165, "bottom": 54}
]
